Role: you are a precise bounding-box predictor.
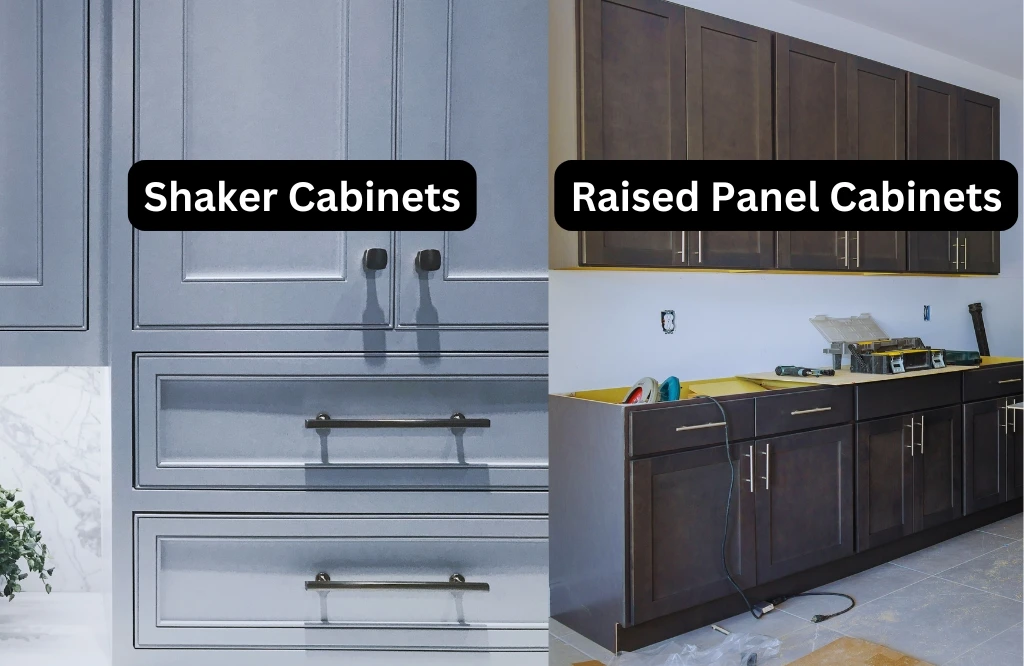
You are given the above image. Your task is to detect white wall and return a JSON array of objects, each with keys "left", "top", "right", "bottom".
[{"left": 549, "top": 0, "right": 1023, "bottom": 393}]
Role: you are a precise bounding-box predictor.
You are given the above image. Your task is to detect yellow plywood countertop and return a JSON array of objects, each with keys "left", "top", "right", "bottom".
[{"left": 739, "top": 356, "right": 1022, "bottom": 387}]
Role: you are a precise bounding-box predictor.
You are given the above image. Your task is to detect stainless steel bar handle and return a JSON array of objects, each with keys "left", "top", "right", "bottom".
[
  {"left": 963, "top": 237, "right": 968, "bottom": 270},
  {"left": 761, "top": 444, "right": 770, "bottom": 490},
  {"left": 855, "top": 231, "right": 861, "bottom": 268},
  {"left": 305, "top": 412, "right": 491, "bottom": 429},
  {"left": 306, "top": 572, "right": 489, "bottom": 592},
  {"left": 678, "top": 231, "right": 687, "bottom": 262},
  {"left": 917, "top": 415, "right": 925, "bottom": 454},
  {"left": 842, "top": 232, "right": 849, "bottom": 267},
  {"left": 697, "top": 231, "right": 703, "bottom": 264},
  {"left": 676, "top": 421, "right": 727, "bottom": 432},
  {"left": 998, "top": 379, "right": 1022, "bottom": 384},
  {"left": 954, "top": 237, "right": 960, "bottom": 271},
  {"left": 744, "top": 445, "right": 754, "bottom": 493},
  {"left": 1014, "top": 401, "right": 1018, "bottom": 432},
  {"left": 791, "top": 407, "right": 832, "bottom": 416},
  {"left": 906, "top": 419, "right": 915, "bottom": 456},
  {"left": 1004, "top": 400, "right": 1011, "bottom": 434}
]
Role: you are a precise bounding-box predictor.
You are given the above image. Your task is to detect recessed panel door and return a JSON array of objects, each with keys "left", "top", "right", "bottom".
[
  {"left": 914, "top": 406, "right": 963, "bottom": 530},
  {"left": 133, "top": 0, "right": 395, "bottom": 328}
]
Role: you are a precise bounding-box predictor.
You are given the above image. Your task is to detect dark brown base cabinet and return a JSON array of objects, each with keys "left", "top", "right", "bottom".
[
  {"left": 574, "top": 1, "right": 1001, "bottom": 275},
  {"left": 552, "top": 362, "right": 1021, "bottom": 653}
]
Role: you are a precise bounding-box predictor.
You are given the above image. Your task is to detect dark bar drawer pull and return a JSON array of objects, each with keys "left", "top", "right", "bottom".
[
  {"left": 305, "top": 412, "right": 490, "bottom": 429},
  {"left": 305, "top": 572, "right": 489, "bottom": 592}
]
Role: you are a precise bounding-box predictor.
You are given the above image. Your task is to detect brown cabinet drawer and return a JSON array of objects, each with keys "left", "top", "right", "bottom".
[
  {"left": 755, "top": 387, "right": 853, "bottom": 437},
  {"left": 856, "top": 372, "right": 961, "bottom": 421},
  {"left": 964, "top": 363, "right": 1024, "bottom": 402},
  {"left": 629, "top": 398, "right": 754, "bottom": 457}
]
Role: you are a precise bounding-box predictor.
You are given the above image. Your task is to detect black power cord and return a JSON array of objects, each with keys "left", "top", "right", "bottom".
[{"left": 697, "top": 394, "right": 856, "bottom": 624}]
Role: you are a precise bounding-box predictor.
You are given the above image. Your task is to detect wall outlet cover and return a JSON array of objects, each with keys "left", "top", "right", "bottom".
[{"left": 661, "top": 310, "right": 675, "bottom": 334}]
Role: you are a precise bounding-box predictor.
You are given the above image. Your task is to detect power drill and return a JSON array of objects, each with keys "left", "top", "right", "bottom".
[{"left": 776, "top": 366, "right": 836, "bottom": 378}]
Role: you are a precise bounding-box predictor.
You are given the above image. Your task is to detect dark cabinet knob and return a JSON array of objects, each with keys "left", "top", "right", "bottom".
[
  {"left": 417, "top": 249, "right": 442, "bottom": 272},
  {"left": 363, "top": 248, "right": 388, "bottom": 271}
]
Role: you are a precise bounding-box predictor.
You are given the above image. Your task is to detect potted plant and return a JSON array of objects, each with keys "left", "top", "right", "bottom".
[{"left": 0, "top": 486, "right": 53, "bottom": 601}]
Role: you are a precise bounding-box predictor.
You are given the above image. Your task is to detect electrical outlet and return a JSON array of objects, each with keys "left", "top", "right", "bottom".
[
  {"left": 923, "top": 305, "right": 931, "bottom": 321},
  {"left": 661, "top": 310, "right": 675, "bottom": 334}
]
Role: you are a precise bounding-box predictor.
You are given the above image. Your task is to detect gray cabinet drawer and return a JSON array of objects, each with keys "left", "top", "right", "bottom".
[
  {"left": 963, "top": 363, "right": 1023, "bottom": 402},
  {"left": 135, "top": 354, "right": 547, "bottom": 490},
  {"left": 134, "top": 515, "right": 548, "bottom": 650},
  {"left": 755, "top": 387, "right": 853, "bottom": 437}
]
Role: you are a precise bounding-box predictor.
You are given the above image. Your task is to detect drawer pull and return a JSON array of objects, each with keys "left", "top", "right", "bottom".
[
  {"left": 790, "top": 406, "right": 832, "bottom": 416},
  {"left": 305, "top": 572, "right": 490, "bottom": 592},
  {"left": 998, "top": 378, "right": 1022, "bottom": 384},
  {"left": 305, "top": 412, "right": 490, "bottom": 429},
  {"left": 675, "top": 421, "right": 727, "bottom": 432}
]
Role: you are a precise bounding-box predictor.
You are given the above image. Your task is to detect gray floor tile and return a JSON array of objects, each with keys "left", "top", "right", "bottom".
[
  {"left": 548, "top": 618, "right": 572, "bottom": 640},
  {"left": 939, "top": 540, "right": 1023, "bottom": 602},
  {"left": 892, "top": 530, "right": 1014, "bottom": 574},
  {"left": 977, "top": 513, "right": 1024, "bottom": 541},
  {"left": 550, "top": 634, "right": 600, "bottom": 666},
  {"left": 827, "top": 576, "right": 1022, "bottom": 664},
  {"left": 715, "top": 605, "right": 813, "bottom": 639},
  {"left": 649, "top": 625, "right": 730, "bottom": 653},
  {"left": 760, "top": 625, "right": 845, "bottom": 665},
  {"left": 777, "top": 563, "right": 929, "bottom": 621},
  {"left": 945, "top": 621, "right": 1024, "bottom": 666}
]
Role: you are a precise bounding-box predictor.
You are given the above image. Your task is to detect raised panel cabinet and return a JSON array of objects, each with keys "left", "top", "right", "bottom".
[
  {"left": 1008, "top": 396, "right": 1023, "bottom": 501},
  {"left": 630, "top": 445, "right": 756, "bottom": 624},
  {"left": 908, "top": 74, "right": 958, "bottom": 160},
  {"left": 963, "top": 399, "right": 1007, "bottom": 514},
  {"left": 914, "top": 406, "right": 963, "bottom": 530},
  {"left": 0, "top": 1, "right": 88, "bottom": 329},
  {"left": 959, "top": 88, "right": 999, "bottom": 160},
  {"left": 856, "top": 415, "right": 915, "bottom": 551},
  {"left": 684, "top": 8, "right": 772, "bottom": 160},
  {"left": 778, "top": 231, "right": 905, "bottom": 272},
  {"left": 908, "top": 231, "right": 999, "bottom": 274},
  {"left": 775, "top": 35, "right": 848, "bottom": 160},
  {"left": 686, "top": 231, "right": 774, "bottom": 269},
  {"left": 754, "top": 425, "right": 855, "bottom": 583},
  {"left": 847, "top": 57, "right": 906, "bottom": 160},
  {"left": 581, "top": 232, "right": 683, "bottom": 267}
]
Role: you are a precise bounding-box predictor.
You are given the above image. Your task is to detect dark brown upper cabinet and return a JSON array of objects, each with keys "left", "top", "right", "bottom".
[
  {"left": 775, "top": 35, "right": 848, "bottom": 160},
  {"left": 908, "top": 74, "right": 958, "bottom": 159},
  {"left": 847, "top": 57, "right": 906, "bottom": 160},
  {"left": 777, "top": 231, "right": 904, "bottom": 271},
  {"left": 684, "top": 8, "right": 772, "bottom": 160},
  {"left": 686, "top": 231, "right": 774, "bottom": 269},
  {"left": 580, "top": 231, "right": 684, "bottom": 267},
  {"left": 960, "top": 87, "right": 1000, "bottom": 160},
  {"left": 577, "top": 0, "right": 686, "bottom": 160},
  {"left": 908, "top": 231, "right": 999, "bottom": 274}
]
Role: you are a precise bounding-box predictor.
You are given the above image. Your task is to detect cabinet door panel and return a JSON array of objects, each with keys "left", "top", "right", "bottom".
[
  {"left": 134, "top": 0, "right": 394, "bottom": 328},
  {"left": 684, "top": 8, "right": 771, "bottom": 160},
  {"left": 854, "top": 231, "right": 906, "bottom": 272},
  {"left": 856, "top": 416, "right": 914, "bottom": 551},
  {"left": 964, "top": 399, "right": 1006, "bottom": 514},
  {"left": 581, "top": 231, "right": 683, "bottom": 267},
  {"left": 848, "top": 57, "right": 906, "bottom": 160},
  {"left": 960, "top": 88, "right": 999, "bottom": 160},
  {"left": 631, "top": 445, "right": 756, "bottom": 624},
  {"left": 907, "top": 231, "right": 955, "bottom": 273},
  {"left": 755, "top": 425, "right": 854, "bottom": 583},
  {"left": 777, "top": 231, "right": 844, "bottom": 270},
  {"left": 915, "top": 406, "right": 963, "bottom": 530},
  {"left": 578, "top": 0, "right": 686, "bottom": 160},
  {"left": 687, "top": 231, "right": 774, "bottom": 269},
  {"left": 775, "top": 35, "right": 847, "bottom": 160},
  {"left": 0, "top": 1, "right": 87, "bottom": 329},
  {"left": 1008, "top": 396, "right": 1023, "bottom": 501},
  {"left": 959, "top": 231, "right": 999, "bottom": 275},
  {"left": 396, "top": 0, "right": 547, "bottom": 327},
  {"left": 908, "top": 74, "right": 958, "bottom": 160}
]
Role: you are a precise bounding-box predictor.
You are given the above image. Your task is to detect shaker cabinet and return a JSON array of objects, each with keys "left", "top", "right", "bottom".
[
  {"left": 685, "top": 231, "right": 774, "bottom": 269},
  {"left": 960, "top": 88, "right": 1000, "bottom": 160},
  {"left": 856, "top": 415, "right": 915, "bottom": 551},
  {"left": 753, "top": 425, "right": 855, "bottom": 583},
  {"left": 963, "top": 398, "right": 1009, "bottom": 514},
  {"left": 133, "top": 0, "right": 546, "bottom": 329},
  {"left": 908, "top": 74, "right": 959, "bottom": 160},
  {"left": 0, "top": 2, "right": 88, "bottom": 330},
  {"left": 847, "top": 57, "right": 906, "bottom": 160},
  {"left": 775, "top": 35, "right": 847, "bottom": 160},
  {"left": 1007, "top": 397, "right": 1023, "bottom": 501},
  {"left": 581, "top": 232, "right": 684, "bottom": 267},
  {"left": 915, "top": 406, "right": 963, "bottom": 529},
  {"left": 777, "top": 231, "right": 904, "bottom": 272},
  {"left": 907, "top": 231, "right": 999, "bottom": 274}
]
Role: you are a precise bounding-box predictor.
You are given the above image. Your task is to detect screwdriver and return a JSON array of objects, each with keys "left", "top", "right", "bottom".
[{"left": 775, "top": 366, "right": 836, "bottom": 377}]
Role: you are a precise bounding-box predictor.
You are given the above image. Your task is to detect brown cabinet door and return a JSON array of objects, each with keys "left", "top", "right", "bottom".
[
  {"left": 853, "top": 231, "right": 906, "bottom": 272},
  {"left": 754, "top": 425, "right": 854, "bottom": 583},
  {"left": 581, "top": 231, "right": 684, "bottom": 267},
  {"left": 907, "top": 231, "right": 956, "bottom": 273},
  {"left": 848, "top": 57, "right": 906, "bottom": 160},
  {"left": 963, "top": 399, "right": 1008, "bottom": 515},
  {"left": 856, "top": 416, "right": 915, "bottom": 551},
  {"left": 777, "top": 231, "right": 846, "bottom": 270},
  {"left": 775, "top": 35, "right": 848, "bottom": 160},
  {"left": 958, "top": 231, "right": 999, "bottom": 274},
  {"left": 1007, "top": 396, "right": 1023, "bottom": 501},
  {"left": 684, "top": 8, "right": 771, "bottom": 160},
  {"left": 914, "top": 406, "right": 963, "bottom": 530},
  {"left": 686, "top": 231, "right": 774, "bottom": 269},
  {"left": 630, "top": 445, "right": 757, "bottom": 624},
  {"left": 578, "top": 0, "right": 686, "bottom": 160},
  {"left": 908, "top": 74, "right": 959, "bottom": 160},
  {"left": 959, "top": 88, "right": 1000, "bottom": 160}
]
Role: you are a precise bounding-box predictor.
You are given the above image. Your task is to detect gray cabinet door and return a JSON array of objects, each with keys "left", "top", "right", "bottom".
[
  {"left": 396, "top": 1, "right": 548, "bottom": 328},
  {"left": 133, "top": 0, "right": 395, "bottom": 328},
  {"left": 0, "top": 2, "right": 88, "bottom": 329}
]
